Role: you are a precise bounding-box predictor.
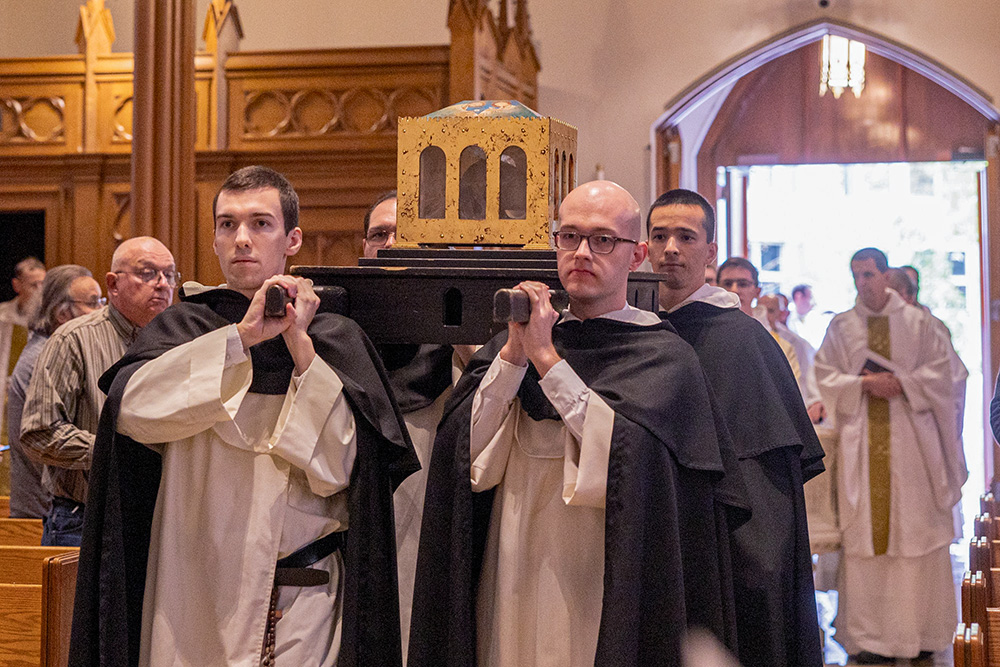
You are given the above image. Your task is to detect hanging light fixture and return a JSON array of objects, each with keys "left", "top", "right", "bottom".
[{"left": 820, "top": 34, "right": 866, "bottom": 98}]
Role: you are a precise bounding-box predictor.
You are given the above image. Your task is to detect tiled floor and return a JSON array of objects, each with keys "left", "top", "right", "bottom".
[{"left": 819, "top": 543, "right": 967, "bottom": 667}]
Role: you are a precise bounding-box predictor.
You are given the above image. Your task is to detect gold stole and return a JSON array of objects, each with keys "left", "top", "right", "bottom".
[{"left": 867, "top": 315, "right": 891, "bottom": 556}]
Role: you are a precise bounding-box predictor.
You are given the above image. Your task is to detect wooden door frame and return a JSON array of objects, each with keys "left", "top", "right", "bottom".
[{"left": 649, "top": 19, "right": 1000, "bottom": 486}]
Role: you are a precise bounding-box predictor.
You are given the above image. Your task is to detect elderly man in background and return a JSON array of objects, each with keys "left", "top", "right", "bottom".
[
  {"left": 21, "top": 237, "right": 175, "bottom": 545},
  {"left": 7, "top": 265, "right": 102, "bottom": 519},
  {"left": 0, "top": 256, "right": 46, "bottom": 448}
]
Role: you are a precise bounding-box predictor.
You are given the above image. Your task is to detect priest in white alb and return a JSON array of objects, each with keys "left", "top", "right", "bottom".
[{"left": 815, "top": 247, "right": 966, "bottom": 664}]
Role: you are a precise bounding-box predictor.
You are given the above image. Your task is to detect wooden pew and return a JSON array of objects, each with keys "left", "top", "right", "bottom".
[
  {"left": 0, "top": 495, "right": 10, "bottom": 518},
  {"left": 40, "top": 551, "right": 78, "bottom": 667},
  {"left": 960, "top": 516, "right": 1000, "bottom": 665},
  {"left": 0, "top": 582, "right": 43, "bottom": 667},
  {"left": 955, "top": 622, "right": 987, "bottom": 667},
  {"left": 0, "top": 547, "right": 75, "bottom": 585},
  {"left": 983, "top": 493, "right": 997, "bottom": 517},
  {"left": 0, "top": 548, "right": 78, "bottom": 667},
  {"left": 0, "top": 519, "right": 43, "bottom": 546}
]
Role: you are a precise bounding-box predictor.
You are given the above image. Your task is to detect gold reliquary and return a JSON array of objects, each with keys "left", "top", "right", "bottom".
[{"left": 395, "top": 100, "right": 578, "bottom": 249}]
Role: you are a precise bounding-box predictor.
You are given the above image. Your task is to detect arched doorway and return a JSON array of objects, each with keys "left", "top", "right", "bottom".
[{"left": 651, "top": 19, "right": 1000, "bottom": 493}]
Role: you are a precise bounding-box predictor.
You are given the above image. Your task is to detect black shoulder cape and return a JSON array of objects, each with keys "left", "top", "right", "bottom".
[
  {"left": 376, "top": 343, "right": 455, "bottom": 414},
  {"left": 663, "top": 302, "right": 824, "bottom": 667},
  {"left": 408, "top": 317, "right": 749, "bottom": 667},
  {"left": 69, "top": 288, "right": 419, "bottom": 667},
  {"left": 662, "top": 303, "right": 824, "bottom": 473}
]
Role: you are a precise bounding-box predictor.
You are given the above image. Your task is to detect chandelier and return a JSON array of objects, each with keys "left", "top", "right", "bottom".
[{"left": 820, "top": 34, "right": 866, "bottom": 98}]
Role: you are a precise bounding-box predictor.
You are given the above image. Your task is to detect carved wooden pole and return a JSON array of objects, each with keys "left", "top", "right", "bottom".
[
  {"left": 447, "top": 0, "right": 481, "bottom": 103},
  {"left": 202, "top": 0, "right": 243, "bottom": 149},
  {"left": 131, "top": 0, "right": 196, "bottom": 279},
  {"left": 75, "top": 0, "right": 115, "bottom": 152}
]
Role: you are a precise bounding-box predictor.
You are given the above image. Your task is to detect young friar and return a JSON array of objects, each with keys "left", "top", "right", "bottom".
[
  {"left": 69, "top": 166, "right": 418, "bottom": 667},
  {"left": 653, "top": 189, "right": 825, "bottom": 667}
]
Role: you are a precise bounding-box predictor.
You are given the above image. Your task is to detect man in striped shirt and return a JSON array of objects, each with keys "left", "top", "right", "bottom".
[{"left": 21, "top": 236, "right": 176, "bottom": 546}]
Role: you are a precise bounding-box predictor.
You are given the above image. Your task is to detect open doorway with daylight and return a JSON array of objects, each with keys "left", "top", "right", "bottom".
[
  {"left": 736, "top": 159, "right": 987, "bottom": 534},
  {"left": 652, "top": 19, "right": 1000, "bottom": 664}
]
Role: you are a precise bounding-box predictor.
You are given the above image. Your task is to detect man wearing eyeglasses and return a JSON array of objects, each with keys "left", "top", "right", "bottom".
[
  {"left": 718, "top": 257, "right": 802, "bottom": 381},
  {"left": 70, "top": 166, "right": 416, "bottom": 667},
  {"left": 362, "top": 190, "right": 398, "bottom": 258},
  {"left": 652, "top": 189, "right": 824, "bottom": 667},
  {"left": 411, "top": 182, "right": 743, "bottom": 667},
  {"left": 20, "top": 236, "right": 175, "bottom": 546}
]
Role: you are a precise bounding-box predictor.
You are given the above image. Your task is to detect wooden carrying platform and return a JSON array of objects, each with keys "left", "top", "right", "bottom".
[{"left": 296, "top": 249, "right": 666, "bottom": 344}]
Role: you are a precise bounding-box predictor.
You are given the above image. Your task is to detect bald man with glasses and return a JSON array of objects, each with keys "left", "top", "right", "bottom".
[
  {"left": 411, "top": 182, "right": 743, "bottom": 667},
  {"left": 21, "top": 236, "right": 176, "bottom": 545}
]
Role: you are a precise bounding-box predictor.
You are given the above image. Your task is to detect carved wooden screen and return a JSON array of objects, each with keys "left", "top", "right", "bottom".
[{"left": 0, "top": 0, "right": 543, "bottom": 277}]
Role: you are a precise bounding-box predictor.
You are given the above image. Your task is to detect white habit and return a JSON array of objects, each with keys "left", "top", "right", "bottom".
[
  {"left": 118, "top": 324, "right": 357, "bottom": 667},
  {"left": 470, "top": 305, "right": 660, "bottom": 667},
  {"left": 814, "top": 289, "right": 966, "bottom": 658}
]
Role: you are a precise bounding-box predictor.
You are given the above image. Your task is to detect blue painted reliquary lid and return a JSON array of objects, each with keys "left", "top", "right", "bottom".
[{"left": 424, "top": 100, "right": 543, "bottom": 119}]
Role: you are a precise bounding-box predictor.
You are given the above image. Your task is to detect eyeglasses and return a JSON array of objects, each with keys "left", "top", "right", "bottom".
[
  {"left": 72, "top": 297, "right": 107, "bottom": 309},
  {"left": 552, "top": 231, "right": 638, "bottom": 255},
  {"left": 720, "top": 279, "right": 757, "bottom": 290},
  {"left": 365, "top": 229, "right": 396, "bottom": 248},
  {"left": 115, "top": 268, "right": 181, "bottom": 287}
]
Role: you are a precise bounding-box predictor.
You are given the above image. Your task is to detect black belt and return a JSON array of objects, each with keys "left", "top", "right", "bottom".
[
  {"left": 52, "top": 497, "right": 85, "bottom": 512},
  {"left": 274, "top": 530, "right": 346, "bottom": 587}
]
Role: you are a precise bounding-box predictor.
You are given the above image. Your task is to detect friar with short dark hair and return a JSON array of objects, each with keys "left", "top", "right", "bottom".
[
  {"left": 650, "top": 188, "right": 825, "bottom": 667},
  {"left": 70, "top": 166, "right": 418, "bottom": 667}
]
